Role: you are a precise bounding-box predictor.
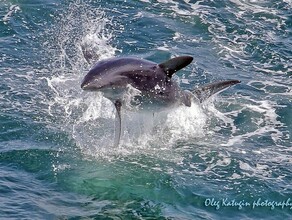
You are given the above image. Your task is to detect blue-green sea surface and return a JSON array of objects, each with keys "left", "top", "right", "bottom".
[{"left": 0, "top": 0, "right": 291, "bottom": 219}]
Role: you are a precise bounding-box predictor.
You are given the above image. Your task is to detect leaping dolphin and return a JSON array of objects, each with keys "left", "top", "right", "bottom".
[{"left": 81, "top": 56, "right": 240, "bottom": 146}]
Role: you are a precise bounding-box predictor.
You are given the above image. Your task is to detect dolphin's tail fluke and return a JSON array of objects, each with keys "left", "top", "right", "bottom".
[{"left": 193, "top": 80, "right": 240, "bottom": 103}]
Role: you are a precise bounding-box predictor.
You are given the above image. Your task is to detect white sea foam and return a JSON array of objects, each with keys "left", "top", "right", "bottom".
[
  {"left": 3, "top": 4, "right": 20, "bottom": 22},
  {"left": 220, "top": 97, "right": 286, "bottom": 147}
]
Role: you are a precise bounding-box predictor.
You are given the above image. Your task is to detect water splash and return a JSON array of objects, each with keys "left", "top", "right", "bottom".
[
  {"left": 42, "top": 1, "right": 118, "bottom": 155},
  {"left": 41, "top": 1, "right": 216, "bottom": 159}
]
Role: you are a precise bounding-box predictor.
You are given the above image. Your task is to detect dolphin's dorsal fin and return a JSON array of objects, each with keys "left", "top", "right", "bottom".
[
  {"left": 193, "top": 80, "right": 240, "bottom": 103},
  {"left": 114, "top": 100, "right": 122, "bottom": 147},
  {"left": 159, "top": 56, "right": 193, "bottom": 78}
]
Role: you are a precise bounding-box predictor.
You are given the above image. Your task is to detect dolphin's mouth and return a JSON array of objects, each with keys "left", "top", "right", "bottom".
[
  {"left": 80, "top": 82, "right": 94, "bottom": 90},
  {"left": 80, "top": 81, "right": 88, "bottom": 90},
  {"left": 81, "top": 83, "right": 104, "bottom": 91},
  {"left": 81, "top": 79, "right": 123, "bottom": 93},
  {"left": 81, "top": 78, "right": 105, "bottom": 91},
  {"left": 80, "top": 76, "right": 90, "bottom": 90}
]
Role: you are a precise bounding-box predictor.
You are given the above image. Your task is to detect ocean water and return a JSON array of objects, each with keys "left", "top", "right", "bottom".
[{"left": 0, "top": 0, "right": 291, "bottom": 219}]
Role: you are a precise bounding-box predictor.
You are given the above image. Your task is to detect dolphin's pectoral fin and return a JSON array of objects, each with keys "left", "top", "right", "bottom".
[
  {"left": 114, "top": 100, "right": 122, "bottom": 147},
  {"left": 159, "top": 56, "right": 193, "bottom": 78},
  {"left": 193, "top": 80, "right": 241, "bottom": 103}
]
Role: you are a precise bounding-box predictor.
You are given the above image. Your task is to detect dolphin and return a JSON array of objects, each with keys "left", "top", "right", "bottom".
[{"left": 81, "top": 56, "right": 240, "bottom": 146}]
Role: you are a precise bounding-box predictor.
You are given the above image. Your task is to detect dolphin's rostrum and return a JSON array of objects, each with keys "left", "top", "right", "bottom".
[{"left": 81, "top": 56, "right": 240, "bottom": 146}]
